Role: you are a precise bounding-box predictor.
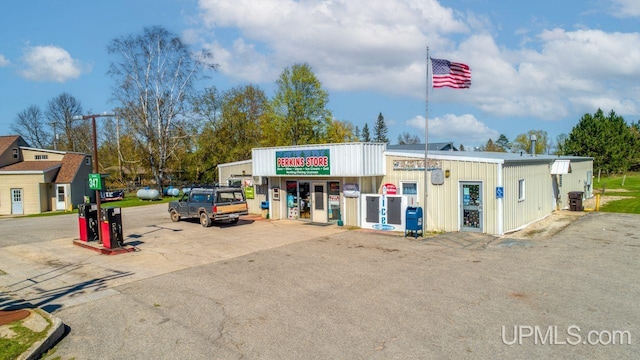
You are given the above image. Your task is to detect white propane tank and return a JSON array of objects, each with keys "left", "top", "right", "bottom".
[{"left": 136, "top": 188, "right": 160, "bottom": 200}]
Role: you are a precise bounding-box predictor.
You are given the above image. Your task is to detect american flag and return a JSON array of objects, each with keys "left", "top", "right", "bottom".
[{"left": 431, "top": 58, "right": 471, "bottom": 89}]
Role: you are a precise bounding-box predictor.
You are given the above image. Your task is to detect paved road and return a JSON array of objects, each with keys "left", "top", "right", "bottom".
[
  {"left": 0, "top": 203, "right": 168, "bottom": 248},
  {"left": 1, "top": 209, "right": 639, "bottom": 359}
]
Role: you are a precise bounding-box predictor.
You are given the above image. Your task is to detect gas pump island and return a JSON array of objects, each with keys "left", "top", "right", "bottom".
[{"left": 74, "top": 174, "right": 130, "bottom": 254}]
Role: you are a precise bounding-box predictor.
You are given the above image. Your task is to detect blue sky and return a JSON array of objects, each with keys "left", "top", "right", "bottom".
[{"left": 1, "top": 0, "right": 639, "bottom": 149}]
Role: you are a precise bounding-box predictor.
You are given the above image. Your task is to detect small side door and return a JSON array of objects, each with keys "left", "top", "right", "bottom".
[
  {"left": 56, "top": 184, "right": 66, "bottom": 211},
  {"left": 11, "top": 188, "right": 24, "bottom": 215}
]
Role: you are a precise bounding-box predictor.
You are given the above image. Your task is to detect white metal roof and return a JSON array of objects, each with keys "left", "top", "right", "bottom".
[{"left": 386, "top": 149, "right": 592, "bottom": 165}]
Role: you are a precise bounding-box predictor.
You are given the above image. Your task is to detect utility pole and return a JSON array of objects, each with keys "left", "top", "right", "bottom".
[{"left": 73, "top": 112, "right": 115, "bottom": 246}]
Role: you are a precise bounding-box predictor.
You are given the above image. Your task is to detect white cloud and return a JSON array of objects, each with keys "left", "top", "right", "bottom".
[
  {"left": 456, "top": 29, "right": 640, "bottom": 120},
  {"left": 406, "top": 113, "right": 499, "bottom": 145},
  {"left": 610, "top": 0, "right": 640, "bottom": 17},
  {"left": 20, "top": 45, "right": 86, "bottom": 82},
  {"left": 0, "top": 55, "right": 9, "bottom": 67},
  {"left": 196, "top": 0, "right": 467, "bottom": 93},
  {"left": 193, "top": 0, "right": 640, "bottom": 123}
]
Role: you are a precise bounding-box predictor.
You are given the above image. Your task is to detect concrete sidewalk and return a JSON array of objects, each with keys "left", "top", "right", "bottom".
[
  {"left": 0, "top": 216, "right": 349, "bottom": 307},
  {"left": 0, "top": 215, "right": 348, "bottom": 358}
]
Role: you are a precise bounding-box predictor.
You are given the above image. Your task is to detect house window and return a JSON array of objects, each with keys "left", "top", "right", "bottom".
[
  {"left": 35, "top": 155, "right": 48, "bottom": 160},
  {"left": 12, "top": 148, "right": 18, "bottom": 159},
  {"left": 518, "top": 179, "right": 525, "bottom": 201},
  {"left": 559, "top": 175, "right": 563, "bottom": 187}
]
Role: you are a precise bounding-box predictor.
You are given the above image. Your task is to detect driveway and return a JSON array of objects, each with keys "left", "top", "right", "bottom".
[{"left": 1, "top": 208, "right": 639, "bottom": 359}]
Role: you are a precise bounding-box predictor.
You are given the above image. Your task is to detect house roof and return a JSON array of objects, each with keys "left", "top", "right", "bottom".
[
  {"left": 55, "top": 153, "right": 87, "bottom": 183},
  {"left": 387, "top": 143, "right": 458, "bottom": 151},
  {"left": 0, "top": 135, "right": 21, "bottom": 155},
  {"left": 0, "top": 161, "right": 61, "bottom": 172}
]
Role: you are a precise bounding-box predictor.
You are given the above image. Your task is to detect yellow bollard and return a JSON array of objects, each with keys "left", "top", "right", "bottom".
[{"left": 595, "top": 194, "right": 601, "bottom": 211}]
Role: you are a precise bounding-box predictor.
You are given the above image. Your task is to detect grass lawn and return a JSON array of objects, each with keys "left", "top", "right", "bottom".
[
  {"left": 25, "top": 192, "right": 180, "bottom": 218},
  {"left": 0, "top": 317, "right": 51, "bottom": 360},
  {"left": 594, "top": 172, "right": 640, "bottom": 214}
]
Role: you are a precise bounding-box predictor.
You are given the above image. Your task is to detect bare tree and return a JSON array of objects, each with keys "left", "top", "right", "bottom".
[
  {"left": 397, "top": 132, "right": 420, "bottom": 145},
  {"left": 45, "top": 93, "right": 91, "bottom": 152},
  {"left": 108, "top": 26, "right": 215, "bottom": 190},
  {"left": 11, "top": 105, "right": 51, "bottom": 148}
]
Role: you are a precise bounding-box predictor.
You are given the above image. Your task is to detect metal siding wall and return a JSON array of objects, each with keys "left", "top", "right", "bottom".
[
  {"left": 363, "top": 143, "right": 386, "bottom": 176},
  {"left": 382, "top": 155, "right": 424, "bottom": 191},
  {"left": 218, "top": 162, "right": 252, "bottom": 184},
  {"left": 333, "top": 143, "right": 362, "bottom": 176},
  {"left": 252, "top": 143, "right": 386, "bottom": 177},
  {"left": 252, "top": 148, "right": 276, "bottom": 176},
  {"left": 383, "top": 156, "right": 499, "bottom": 234},
  {"left": 557, "top": 160, "right": 593, "bottom": 208},
  {"left": 270, "top": 178, "right": 283, "bottom": 220},
  {"left": 342, "top": 176, "right": 360, "bottom": 227},
  {"left": 427, "top": 160, "right": 498, "bottom": 234},
  {"left": 503, "top": 163, "right": 554, "bottom": 233}
]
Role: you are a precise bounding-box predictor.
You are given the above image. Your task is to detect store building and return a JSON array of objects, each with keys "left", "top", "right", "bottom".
[{"left": 217, "top": 142, "right": 593, "bottom": 236}]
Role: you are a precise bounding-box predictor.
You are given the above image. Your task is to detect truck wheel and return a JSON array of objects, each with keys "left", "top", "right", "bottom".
[
  {"left": 200, "top": 212, "right": 211, "bottom": 227},
  {"left": 170, "top": 209, "right": 181, "bottom": 222},
  {"left": 230, "top": 218, "right": 239, "bottom": 224}
]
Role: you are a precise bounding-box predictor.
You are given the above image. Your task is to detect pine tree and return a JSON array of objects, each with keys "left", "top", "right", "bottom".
[
  {"left": 495, "top": 134, "right": 510, "bottom": 152},
  {"left": 373, "top": 112, "right": 389, "bottom": 143},
  {"left": 354, "top": 125, "right": 360, "bottom": 141},
  {"left": 361, "top": 123, "right": 371, "bottom": 142}
]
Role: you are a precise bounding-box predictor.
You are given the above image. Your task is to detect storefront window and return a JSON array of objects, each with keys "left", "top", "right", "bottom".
[
  {"left": 286, "top": 181, "right": 298, "bottom": 219},
  {"left": 401, "top": 182, "right": 419, "bottom": 206},
  {"left": 328, "top": 181, "right": 340, "bottom": 221},
  {"left": 299, "top": 182, "right": 310, "bottom": 219}
]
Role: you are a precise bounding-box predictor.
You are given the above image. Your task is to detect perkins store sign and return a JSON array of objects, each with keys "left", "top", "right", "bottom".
[{"left": 276, "top": 149, "right": 330, "bottom": 175}]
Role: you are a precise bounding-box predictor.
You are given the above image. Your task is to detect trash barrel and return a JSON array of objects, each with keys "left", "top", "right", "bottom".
[
  {"left": 568, "top": 191, "right": 584, "bottom": 211},
  {"left": 405, "top": 206, "right": 423, "bottom": 238}
]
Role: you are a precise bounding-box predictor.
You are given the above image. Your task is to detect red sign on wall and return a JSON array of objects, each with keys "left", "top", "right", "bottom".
[{"left": 382, "top": 183, "right": 397, "bottom": 195}]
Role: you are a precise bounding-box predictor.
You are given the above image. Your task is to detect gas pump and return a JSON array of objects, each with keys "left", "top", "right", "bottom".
[
  {"left": 78, "top": 203, "right": 99, "bottom": 241},
  {"left": 100, "top": 207, "right": 123, "bottom": 249}
]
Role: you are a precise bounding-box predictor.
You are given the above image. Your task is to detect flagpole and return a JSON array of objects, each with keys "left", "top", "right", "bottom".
[{"left": 424, "top": 46, "right": 429, "bottom": 233}]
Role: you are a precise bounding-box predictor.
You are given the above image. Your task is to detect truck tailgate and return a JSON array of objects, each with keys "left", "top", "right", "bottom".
[{"left": 216, "top": 203, "right": 247, "bottom": 214}]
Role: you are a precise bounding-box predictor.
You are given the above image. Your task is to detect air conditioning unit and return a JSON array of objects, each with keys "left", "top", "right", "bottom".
[{"left": 252, "top": 176, "right": 263, "bottom": 185}]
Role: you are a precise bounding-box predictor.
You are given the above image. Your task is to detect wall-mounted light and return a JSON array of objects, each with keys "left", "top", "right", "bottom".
[{"left": 445, "top": 169, "right": 450, "bottom": 178}]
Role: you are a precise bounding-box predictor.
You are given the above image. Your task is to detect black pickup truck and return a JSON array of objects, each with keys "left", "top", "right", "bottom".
[{"left": 168, "top": 187, "right": 249, "bottom": 227}]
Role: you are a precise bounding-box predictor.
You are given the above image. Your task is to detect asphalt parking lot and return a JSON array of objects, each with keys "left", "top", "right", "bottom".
[{"left": 1, "top": 206, "right": 639, "bottom": 359}]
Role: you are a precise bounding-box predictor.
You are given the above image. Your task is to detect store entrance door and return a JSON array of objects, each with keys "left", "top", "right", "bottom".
[
  {"left": 460, "top": 182, "right": 483, "bottom": 232},
  {"left": 311, "top": 183, "right": 327, "bottom": 223}
]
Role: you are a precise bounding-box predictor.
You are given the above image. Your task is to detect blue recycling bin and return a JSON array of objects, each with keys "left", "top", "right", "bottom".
[{"left": 405, "top": 206, "right": 423, "bottom": 238}]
